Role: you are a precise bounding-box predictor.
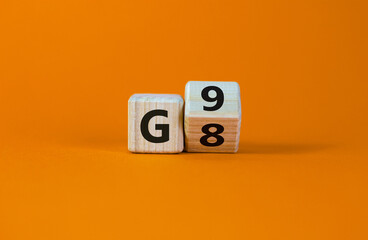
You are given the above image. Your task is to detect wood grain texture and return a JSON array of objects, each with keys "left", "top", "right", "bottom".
[
  {"left": 128, "top": 94, "right": 184, "bottom": 153},
  {"left": 184, "top": 81, "right": 241, "bottom": 152}
]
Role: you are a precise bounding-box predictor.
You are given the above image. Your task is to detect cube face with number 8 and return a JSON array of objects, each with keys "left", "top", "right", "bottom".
[{"left": 184, "top": 81, "right": 241, "bottom": 152}]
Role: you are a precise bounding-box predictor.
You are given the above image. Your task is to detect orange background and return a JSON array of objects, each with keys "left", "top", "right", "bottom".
[{"left": 0, "top": 0, "right": 367, "bottom": 239}]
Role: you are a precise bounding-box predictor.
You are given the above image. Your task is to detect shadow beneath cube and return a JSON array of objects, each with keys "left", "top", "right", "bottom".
[{"left": 238, "top": 141, "right": 334, "bottom": 154}]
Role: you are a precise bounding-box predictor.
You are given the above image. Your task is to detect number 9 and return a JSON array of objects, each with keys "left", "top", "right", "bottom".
[{"left": 201, "top": 86, "right": 224, "bottom": 111}]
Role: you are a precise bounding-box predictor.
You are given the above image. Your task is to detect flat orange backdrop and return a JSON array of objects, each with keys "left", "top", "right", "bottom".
[{"left": 0, "top": 0, "right": 367, "bottom": 239}]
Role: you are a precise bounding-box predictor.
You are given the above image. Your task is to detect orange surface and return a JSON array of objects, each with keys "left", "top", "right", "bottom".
[{"left": 0, "top": 0, "right": 367, "bottom": 239}]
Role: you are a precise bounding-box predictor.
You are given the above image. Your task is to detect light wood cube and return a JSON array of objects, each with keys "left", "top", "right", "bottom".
[
  {"left": 184, "top": 81, "right": 241, "bottom": 153},
  {"left": 128, "top": 94, "right": 184, "bottom": 153}
]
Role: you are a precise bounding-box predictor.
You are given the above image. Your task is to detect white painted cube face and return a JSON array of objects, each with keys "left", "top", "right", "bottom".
[
  {"left": 185, "top": 81, "right": 241, "bottom": 118},
  {"left": 128, "top": 94, "right": 184, "bottom": 153},
  {"left": 184, "top": 81, "right": 241, "bottom": 153}
]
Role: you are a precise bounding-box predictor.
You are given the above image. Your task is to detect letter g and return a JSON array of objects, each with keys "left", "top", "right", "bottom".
[{"left": 140, "top": 109, "right": 169, "bottom": 143}]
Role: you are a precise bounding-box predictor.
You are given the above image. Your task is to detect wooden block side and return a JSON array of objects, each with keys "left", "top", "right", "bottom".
[
  {"left": 128, "top": 94, "right": 184, "bottom": 153},
  {"left": 185, "top": 81, "right": 241, "bottom": 118},
  {"left": 184, "top": 81, "right": 242, "bottom": 153},
  {"left": 184, "top": 116, "right": 241, "bottom": 153}
]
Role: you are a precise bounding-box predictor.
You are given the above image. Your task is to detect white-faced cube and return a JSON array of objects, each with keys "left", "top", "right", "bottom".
[
  {"left": 184, "top": 81, "right": 241, "bottom": 152},
  {"left": 128, "top": 94, "right": 184, "bottom": 153}
]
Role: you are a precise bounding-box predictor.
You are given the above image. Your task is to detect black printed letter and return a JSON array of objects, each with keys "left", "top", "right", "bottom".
[{"left": 140, "top": 110, "right": 169, "bottom": 143}]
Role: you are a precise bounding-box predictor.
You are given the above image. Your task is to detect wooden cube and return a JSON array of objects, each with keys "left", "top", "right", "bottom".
[
  {"left": 128, "top": 94, "right": 184, "bottom": 153},
  {"left": 184, "top": 81, "right": 241, "bottom": 153}
]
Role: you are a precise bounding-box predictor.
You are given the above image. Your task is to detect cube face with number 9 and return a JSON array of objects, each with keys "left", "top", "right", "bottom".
[{"left": 184, "top": 81, "right": 241, "bottom": 152}]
